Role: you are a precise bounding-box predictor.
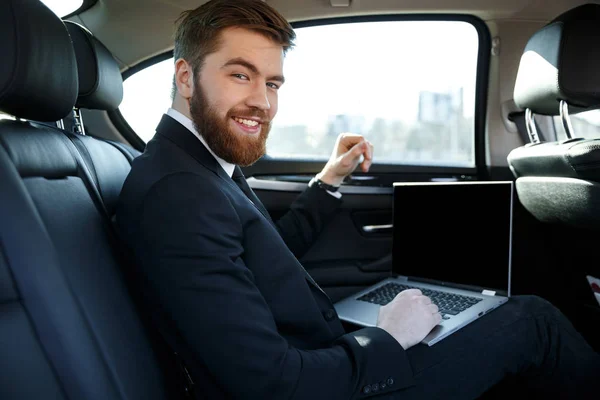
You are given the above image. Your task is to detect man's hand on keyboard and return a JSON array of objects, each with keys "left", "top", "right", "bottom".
[{"left": 376, "top": 289, "right": 442, "bottom": 350}]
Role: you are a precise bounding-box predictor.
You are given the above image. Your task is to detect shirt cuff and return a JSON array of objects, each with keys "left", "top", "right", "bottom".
[{"left": 326, "top": 190, "right": 342, "bottom": 199}]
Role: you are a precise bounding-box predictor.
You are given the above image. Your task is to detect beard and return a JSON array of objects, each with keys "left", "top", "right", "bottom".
[{"left": 189, "top": 81, "right": 271, "bottom": 167}]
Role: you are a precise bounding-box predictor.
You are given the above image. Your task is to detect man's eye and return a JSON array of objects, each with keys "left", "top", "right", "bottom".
[
  {"left": 233, "top": 74, "right": 249, "bottom": 80},
  {"left": 267, "top": 82, "right": 280, "bottom": 90}
]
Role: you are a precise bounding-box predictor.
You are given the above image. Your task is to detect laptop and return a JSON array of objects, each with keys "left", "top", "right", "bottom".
[{"left": 334, "top": 180, "right": 513, "bottom": 346}]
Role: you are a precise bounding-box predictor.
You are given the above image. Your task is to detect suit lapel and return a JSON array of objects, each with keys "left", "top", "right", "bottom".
[
  {"left": 231, "top": 166, "right": 276, "bottom": 225},
  {"left": 156, "top": 114, "right": 232, "bottom": 183},
  {"left": 155, "top": 114, "right": 326, "bottom": 295},
  {"left": 156, "top": 115, "right": 273, "bottom": 224}
]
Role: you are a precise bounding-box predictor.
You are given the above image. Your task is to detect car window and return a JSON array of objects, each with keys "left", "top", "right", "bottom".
[
  {"left": 39, "top": 0, "right": 84, "bottom": 17},
  {"left": 120, "top": 58, "right": 173, "bottom": 143},
  {"left": 120, "top": 20, "right": 479, "bottom": 167},
  {"left": 553, "top": 110, "right": 600, "bottom": 140}
]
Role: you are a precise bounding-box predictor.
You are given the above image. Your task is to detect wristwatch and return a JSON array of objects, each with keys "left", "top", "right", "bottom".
[{"left": 308, "top": 177, "right": 340, "bottom": 192}]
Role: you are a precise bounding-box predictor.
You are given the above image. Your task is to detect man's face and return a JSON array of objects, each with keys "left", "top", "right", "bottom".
[{"left": 189, "top": 27, "right": 284, "bottom": 166}]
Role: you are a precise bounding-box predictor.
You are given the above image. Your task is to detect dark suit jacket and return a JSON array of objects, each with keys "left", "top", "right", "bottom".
[{"left": 116, "top": 114, "right": 413, "bottom": 399}]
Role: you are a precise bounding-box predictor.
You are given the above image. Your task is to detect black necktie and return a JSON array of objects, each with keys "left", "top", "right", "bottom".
[{"left": 231, "top": 166, "right": 274, "bottom": 225}]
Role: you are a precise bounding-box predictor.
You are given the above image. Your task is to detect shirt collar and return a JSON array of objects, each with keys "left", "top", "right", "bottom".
[{"left": 166, "top": 107, "right": 236, "bottom": 178}]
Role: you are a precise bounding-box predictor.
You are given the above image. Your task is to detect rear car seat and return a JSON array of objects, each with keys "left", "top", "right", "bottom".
[
  {"left": 63, "top": 20, "right": 196, "bottom": 397},
  {"left": 63, "top": 20, "right": 141, "bottom": 221},
  {"left": 0, "top": 0, "right": 170, "bottom": 398}
]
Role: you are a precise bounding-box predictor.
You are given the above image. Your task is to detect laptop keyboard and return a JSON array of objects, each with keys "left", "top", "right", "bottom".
[{"left": 357, "top": 282, "right": 483, "bottom": 319}]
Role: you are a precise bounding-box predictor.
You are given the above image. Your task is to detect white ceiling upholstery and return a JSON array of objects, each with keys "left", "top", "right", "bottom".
[{"left": 68, "top": 0, "right": 598, "bottom": 70}]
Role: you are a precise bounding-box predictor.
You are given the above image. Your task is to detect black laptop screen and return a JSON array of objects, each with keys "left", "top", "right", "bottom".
[{"left": 392, "top": 181, "right": 513, "bottom": 295}]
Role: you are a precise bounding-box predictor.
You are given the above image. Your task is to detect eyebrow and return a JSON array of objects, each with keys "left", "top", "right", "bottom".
[{"left": 221, "top": 57, "right": 285, "bottom": 84}]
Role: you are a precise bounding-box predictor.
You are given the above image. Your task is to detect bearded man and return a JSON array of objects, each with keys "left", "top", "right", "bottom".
[{"left": 116, "top": 1, "right": 600, "bottom": 399}]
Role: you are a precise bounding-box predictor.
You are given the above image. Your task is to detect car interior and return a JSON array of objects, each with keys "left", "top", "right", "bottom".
[{"left": 1, "top": 0, "right": 599, "bottom": 398}]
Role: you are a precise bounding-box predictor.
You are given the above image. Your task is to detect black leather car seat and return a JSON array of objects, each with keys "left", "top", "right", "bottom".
[
  {"left": 507, "top": 3, "right": 600, "bottom": 230},
  {"left": 0, "top": 0, "right": 169, "bottom": 398}
]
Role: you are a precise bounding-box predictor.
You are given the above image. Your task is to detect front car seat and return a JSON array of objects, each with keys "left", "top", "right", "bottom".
[{"left": 507, "top": 3, "right": 600, "bottom": 230}]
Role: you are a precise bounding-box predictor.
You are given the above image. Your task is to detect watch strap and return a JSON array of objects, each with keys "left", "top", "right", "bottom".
[{"left": 309, "top": 177, "right": 340, "bottom": 192}]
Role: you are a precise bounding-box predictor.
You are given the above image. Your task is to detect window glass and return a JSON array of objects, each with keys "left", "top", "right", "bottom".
[
  {"left": 120, "top": 20, "right": 479, "bottom": 167},
  {"left": 39, "top": 0, "right": 84, "bottom": 17},
  {"left": 120, "top": 59, "right": 174, "bottom": 143},
  {"left": 553, "top": 110, "right": 600, "bottom": 140}
]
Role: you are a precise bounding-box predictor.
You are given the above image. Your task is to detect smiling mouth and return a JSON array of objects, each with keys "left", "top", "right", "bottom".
[
  {"left": 231, "top": 116, "right": 262, "bottom": 134},
  {"left": 232, "top": 116, "right": 260, "bottom": 127}
]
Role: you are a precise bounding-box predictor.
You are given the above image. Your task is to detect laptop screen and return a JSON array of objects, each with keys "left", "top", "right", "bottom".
[{"left": 392, "top": 181, "right": 513, "bottom": 296}]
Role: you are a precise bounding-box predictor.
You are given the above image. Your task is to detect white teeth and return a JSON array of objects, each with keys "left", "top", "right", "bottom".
[{"left": 234, "top": 117, "right": 259, "bottom": 127}]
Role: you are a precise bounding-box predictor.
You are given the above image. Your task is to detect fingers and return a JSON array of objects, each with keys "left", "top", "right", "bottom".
[
  {"left": 332, "top": 132, "right": 375, "bottom": 175},
  {"left": 346, "top": 140, "right": 371, "bottom": 159},
  {"left": 427, "top": 303, "right": 442, "bottom": 325},
  {"left": 350, "top": 141, "right": 366, "bottom": 158},
  {"left": 359, "top": 141, "right": 374, "bottom": 172},
  {"left": 338, "top": 145, "right": 362, "bottom": 170},
  {"left": 418, "top": 296, "right": 432, "bottom": 305},
  {"left": 337, "top": 140, "right": 367, "bottom": 169},
  {"left": 427, "top": 303, "right": 439, "bottom": 314},
  {"left": 337, "top": 134, "right": 373, "bottom": 162},
  {"left": 399, "top": 288, "right": 422, "bottom": 297},
  {"left": 337, "top": 133, "right": 365, "bottom": 149}
]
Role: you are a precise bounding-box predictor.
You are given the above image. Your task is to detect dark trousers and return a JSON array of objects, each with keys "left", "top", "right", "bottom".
[{"left": 386, "top": 295, "right": 599, "bottom": 399}]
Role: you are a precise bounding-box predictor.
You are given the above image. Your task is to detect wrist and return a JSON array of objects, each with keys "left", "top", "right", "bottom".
[
  {"left": 309, "top": 177, "right": 340, "bottom": 192},
  {"left": 315, "top": 171, "right": 343, "bottom": 187}
]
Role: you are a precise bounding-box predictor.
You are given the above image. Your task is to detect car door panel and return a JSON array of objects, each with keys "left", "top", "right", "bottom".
[
  {"left": 250, "top": 177, "right": 394, "bottom": 301},
  {"left": 247, "top": 163, "right": 480, "bottom": 302}
]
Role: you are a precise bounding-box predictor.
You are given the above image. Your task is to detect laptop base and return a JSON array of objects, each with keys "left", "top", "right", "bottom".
[{"left": 334, "top": 276, "right": 508, "bottom": 346}]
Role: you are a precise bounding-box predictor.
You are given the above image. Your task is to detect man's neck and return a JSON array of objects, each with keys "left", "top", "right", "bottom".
[{"left": 171, "top": 97, "right": 192, "bottom": 120}]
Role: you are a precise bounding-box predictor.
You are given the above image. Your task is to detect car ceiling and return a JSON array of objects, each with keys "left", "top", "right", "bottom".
[{"left": 68, "top": 0, "right": 597, "bottom": 73}]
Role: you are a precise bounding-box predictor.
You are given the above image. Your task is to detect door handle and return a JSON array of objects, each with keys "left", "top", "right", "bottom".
[{"left": 361, "top": 224, "right": 393, "bottom": 234}]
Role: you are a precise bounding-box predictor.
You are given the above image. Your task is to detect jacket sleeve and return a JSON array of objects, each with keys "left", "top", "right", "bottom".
[
  {"left": 275, "top": 184, "right": 342, "bottom": 259},
  {"left": 135, "top": 173, "right": 415, "bottom": 399}
]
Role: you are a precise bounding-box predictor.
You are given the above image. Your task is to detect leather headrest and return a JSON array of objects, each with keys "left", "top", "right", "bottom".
[
  {"left": 65, "top": 22, "right": 124, "bottom": 111},
  {"left": 0, "top": 0, "right": 78, "bottom": 121},
  {"left": 514, "top": 3, "right": 600, "bottom": 115}
]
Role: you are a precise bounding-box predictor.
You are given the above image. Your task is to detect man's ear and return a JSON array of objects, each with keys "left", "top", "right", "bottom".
[{"left": 174, "top": 58, "right": 194, "bottom": 99}]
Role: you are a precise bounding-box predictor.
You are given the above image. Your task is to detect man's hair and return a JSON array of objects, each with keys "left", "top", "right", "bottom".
[{"left": 171, "top": 0, "right": 296, "bottom": 100}]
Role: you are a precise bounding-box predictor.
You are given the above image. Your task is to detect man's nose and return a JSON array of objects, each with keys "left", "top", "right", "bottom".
[{"left": 246, "top": 82, "right": 271, "bottom": 111}]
